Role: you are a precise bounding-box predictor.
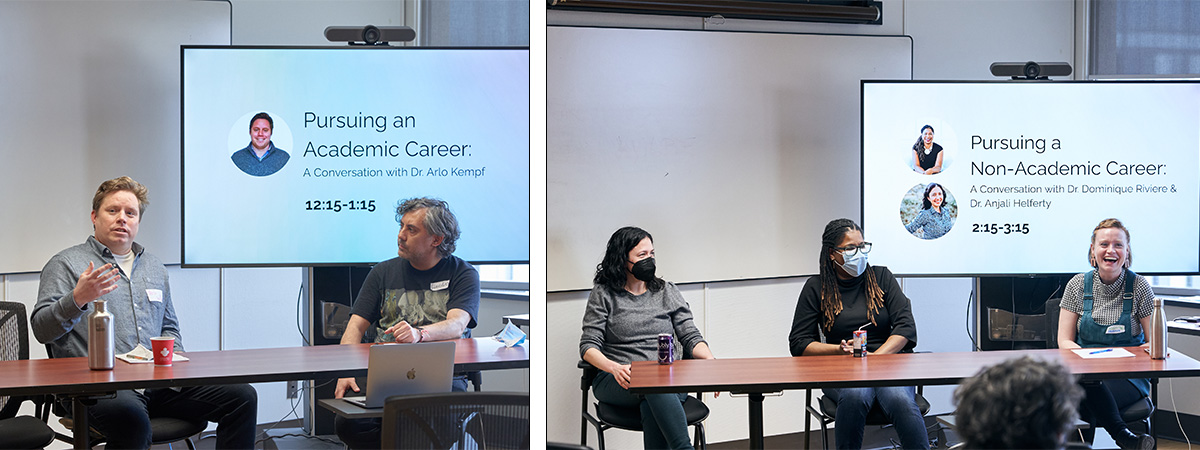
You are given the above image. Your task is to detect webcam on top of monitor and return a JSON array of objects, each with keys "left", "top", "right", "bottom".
[
  {"left": 990, "top": 61, "right": 1072, "bottom": 80},
  {"left": 324, "top": 25, "right": 416, "bottom": 46}
]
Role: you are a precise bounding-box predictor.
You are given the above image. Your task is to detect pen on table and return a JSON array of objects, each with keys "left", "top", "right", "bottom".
[{"left": 1089, "top": 348, "right": 1113, "bottom": 355}]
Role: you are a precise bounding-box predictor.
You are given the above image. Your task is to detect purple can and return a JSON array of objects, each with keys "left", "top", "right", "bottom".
[{"left": 657, "top": 333, "right": 674, "bottom": 365}]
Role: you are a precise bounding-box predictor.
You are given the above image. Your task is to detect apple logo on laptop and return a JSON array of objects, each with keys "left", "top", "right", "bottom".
[{"left": 407, "top": 368, "right": 417, "bottom": 380}]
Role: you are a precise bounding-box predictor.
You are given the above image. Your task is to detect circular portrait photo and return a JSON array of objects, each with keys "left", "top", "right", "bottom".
[
  {"left": 900, "top": 182, "right": 957, "bottom": 240},
  {"left": 228, "top": 111, "right": 293, "bottom": 177},
  {"left": 908, "top": 122, "right": 957, "bottom": 175}
]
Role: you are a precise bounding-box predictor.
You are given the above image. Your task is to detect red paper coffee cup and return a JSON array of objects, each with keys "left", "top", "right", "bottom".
[{"left": 151, "top": 337, "right": 175, "bottom": 366}]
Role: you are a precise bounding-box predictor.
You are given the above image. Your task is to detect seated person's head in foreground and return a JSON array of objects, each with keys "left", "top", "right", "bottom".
[{"left": 954, "top": 356, "right": 1083, "bottom": 449}]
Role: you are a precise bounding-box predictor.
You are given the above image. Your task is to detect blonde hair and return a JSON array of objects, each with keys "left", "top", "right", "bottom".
[
  {"left": 1089, "top": 218, "right": 1130, "bottom": 268},
  {"left": 92, "top": 176, "right": 149, "bottom": 216}
]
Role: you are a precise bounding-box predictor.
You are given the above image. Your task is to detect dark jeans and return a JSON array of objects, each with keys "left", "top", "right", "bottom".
[
  {"left": 825, "top": 386, "right": 929, "bottom": 450},
  {"left": 334, "top": 375, "right": 469, "bottom": 450},
  {"left": 87, "top": 384, "right": 258, "bottom": 449},
  {"left": 1079, "top": 378, "right": 1144, "bottom": 434},
  {"left": 591, "top": 371, "right": 694, "bottom": 450}
]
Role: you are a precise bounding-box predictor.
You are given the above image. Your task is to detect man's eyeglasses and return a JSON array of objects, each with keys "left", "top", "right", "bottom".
[{"left": 834, "top": 242, "right": 872, "bottom": 257}]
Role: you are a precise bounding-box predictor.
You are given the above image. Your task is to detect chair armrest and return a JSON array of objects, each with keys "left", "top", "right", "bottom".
[{"left": 578, "top": 360, "right": 600, "bottom": 389}]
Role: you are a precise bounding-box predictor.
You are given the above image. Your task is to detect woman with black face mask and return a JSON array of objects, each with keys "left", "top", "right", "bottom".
[{"left": 579, "top": 226, "right": 715, "bottom": 450}]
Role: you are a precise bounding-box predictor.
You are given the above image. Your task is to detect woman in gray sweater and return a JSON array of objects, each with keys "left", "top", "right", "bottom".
[{"left": 579, "top": 226, "right": 715, "bottom": 450}]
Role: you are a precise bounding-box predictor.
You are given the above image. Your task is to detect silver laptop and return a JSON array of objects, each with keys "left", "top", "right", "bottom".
[{"left": 343, "top": 340, "right": 456, "bottom": 409}]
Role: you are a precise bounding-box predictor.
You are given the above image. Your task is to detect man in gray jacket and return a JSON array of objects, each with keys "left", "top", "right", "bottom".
[{"left": 32, "top": 176, "right": 257, "bottom": 449}]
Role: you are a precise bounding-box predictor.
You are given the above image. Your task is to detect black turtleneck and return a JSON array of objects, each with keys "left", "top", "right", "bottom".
[{"left": 788, "top": 265, "right": 918, "bottom": 356}]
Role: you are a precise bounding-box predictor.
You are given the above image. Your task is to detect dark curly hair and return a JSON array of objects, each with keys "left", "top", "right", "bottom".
[
  {"left": 954, "top": 356, "right": 1082, "bottom": 449},
  {"left": 817, "top": 219, "right": 884, "bottom": 331},
  {"left": 594, "top": 226, "right": 664, "bottom": 293},
  {"left": 921, "top": 183, "right": 944, "bottom": 210},
  {"left": 395, "top": 197, "right": 460, "bottom": 257}
]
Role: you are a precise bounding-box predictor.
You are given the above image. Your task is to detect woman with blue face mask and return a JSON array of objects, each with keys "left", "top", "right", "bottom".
[
  {"left": 579, "top": 226, "right": 716, "bottom": 450},
  {"left": 788, "top": 219, "right": 927, "bottom": 450}
]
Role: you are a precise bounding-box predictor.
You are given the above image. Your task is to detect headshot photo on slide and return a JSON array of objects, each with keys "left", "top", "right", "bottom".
[
  {"left": 229, "top": 110, "right": 293, "bottom": 177},
  {"left": 908, "top": 121, "right": 956, "bottom": 175},
  {"left": 900, "top": 182, "right": 957, "bottom": 240}
]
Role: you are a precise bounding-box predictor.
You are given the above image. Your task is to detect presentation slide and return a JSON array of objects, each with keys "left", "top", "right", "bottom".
[
  {"left": 862, "top": 81, "right": 1200, "bottom": 276},
  {"left": 182, "top": 47, "right": 529, "bottom": 266}
]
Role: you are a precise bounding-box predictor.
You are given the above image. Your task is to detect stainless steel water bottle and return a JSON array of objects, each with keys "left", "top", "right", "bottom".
[
  {"left": 88, "top": 299, "right": 115, "bottom": 370},
  {"left": 1149, "top": 297, "right": 1167, "bottom": 360}
]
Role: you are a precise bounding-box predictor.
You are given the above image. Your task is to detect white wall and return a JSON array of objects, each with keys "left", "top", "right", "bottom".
[
  {"left": 546, "top": 27, "right": 912, "bottom": 292},
  {"left": 231, "top": 0, "right": 406, "bottom": 46},
  {"left": 546, "top": 0, "right": 1075, "bottom": 446},
  {"left": 904, "top": 0, "right": 1076, "bottom": 81}
]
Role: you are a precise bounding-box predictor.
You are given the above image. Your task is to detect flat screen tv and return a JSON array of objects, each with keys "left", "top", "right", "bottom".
[
  {"left": 182, "top": 46, "right": 529, "bottom": 267},
  {"left": 861, "top": 81, "right": 1199, "bottom": 276}
]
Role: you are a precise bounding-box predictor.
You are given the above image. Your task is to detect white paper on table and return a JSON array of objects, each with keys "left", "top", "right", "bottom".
[
  {"left": 116, "top": 343, "right": 191, "bottom": 364},
  {"left": 1071, "top": 347, "right": 1135, "bottom": 359}
]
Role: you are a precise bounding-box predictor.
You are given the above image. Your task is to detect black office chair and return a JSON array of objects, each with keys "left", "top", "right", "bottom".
[
  {"left": 0, "top": 301, "right": 57, "bottom": 449},
  {"left": 381, "top": 391, "right": 530, "bottom": 449},
  {"left": 40, "top": 349, "right": 207, "bottom": 448},
  {"left": 803, "top": 385, "right": 931, "bottom": 450},
  {"left": 50, "top": 413, "right": 208, "bottom": 450},
  {"left": 1045, "top": 297, "right": 1154, "bottom": 443},
  {"left": 578, "top": 360, "right": 708, "bottom": 450}
]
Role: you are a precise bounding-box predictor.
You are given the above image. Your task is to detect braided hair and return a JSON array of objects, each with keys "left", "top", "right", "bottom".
[{"left": 818, "top": 219, "right": 886, "bottom": 331}]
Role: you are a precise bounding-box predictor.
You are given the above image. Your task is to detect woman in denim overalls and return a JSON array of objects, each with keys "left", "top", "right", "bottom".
[{"left": 1057, "top": 218, "right": 1155, "bottom": 450}]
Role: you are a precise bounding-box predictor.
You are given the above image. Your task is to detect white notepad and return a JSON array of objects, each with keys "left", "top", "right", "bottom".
[{"left": 1072, "top": 347, "right": 1135, "bottom": 359}]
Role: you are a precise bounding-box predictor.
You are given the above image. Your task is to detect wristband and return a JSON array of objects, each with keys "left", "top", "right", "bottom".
[{"left": 415, "top": 326, "right": 429, "bottom": 343}]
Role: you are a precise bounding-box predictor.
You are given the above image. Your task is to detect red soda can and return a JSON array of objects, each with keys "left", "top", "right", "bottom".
[
  {"left": 658, "top": 333, "right": 674, "bottom": 365},
  {"left": 853, "top": 330, "right": 867, "bottom": 357}
]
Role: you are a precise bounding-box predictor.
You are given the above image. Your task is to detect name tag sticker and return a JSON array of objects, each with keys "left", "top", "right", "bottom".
[
  {"left": 431, "top": 280, "right": 450, "bottom": 291},
  {"left": 1105, "top": 324, "right": 1126, "bottom": 335},
  {"left": 147, "top": 289, "right": 164, "bottom": 303}
]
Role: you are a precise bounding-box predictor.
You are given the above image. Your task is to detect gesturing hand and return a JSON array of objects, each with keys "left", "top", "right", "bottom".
[{"left": 73, "top": 262, "right": 120, "bottom": 308}]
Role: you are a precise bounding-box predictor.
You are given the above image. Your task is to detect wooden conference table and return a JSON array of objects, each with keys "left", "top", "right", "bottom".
[
  {"left": 629, "top": 347, "right": 1200, "bottom": 449},
  {"left": 0, "top": 338, "right": 528, "bottom": 448}
]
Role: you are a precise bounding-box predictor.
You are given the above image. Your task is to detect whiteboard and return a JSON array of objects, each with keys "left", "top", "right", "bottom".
[
  {"left": 0, "top": 1, "right": 230, "bottom": 273},
  {"left": 548, "top": 26, "right": 912, "bottom": 291}
]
